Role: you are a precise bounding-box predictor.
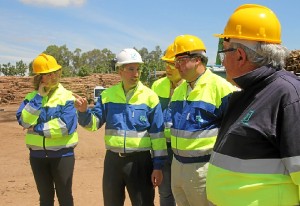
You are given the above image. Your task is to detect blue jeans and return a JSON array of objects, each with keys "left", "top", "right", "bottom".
[{"left": 159, "top": 144, "right": 176, "bottom": 206}]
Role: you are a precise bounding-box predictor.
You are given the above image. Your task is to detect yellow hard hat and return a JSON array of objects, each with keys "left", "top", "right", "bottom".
[
  {"left": 32, "top": 53, "right": 62, "bottom": 74},
  {"left": 173, "top": 34, "right": 206, "bottom": 56},
  {"left": 214, "top": 4, "right": 281, "bottom": 43},
  {"left": 161, "top": 44, "right": 175, "bottom": 63}
]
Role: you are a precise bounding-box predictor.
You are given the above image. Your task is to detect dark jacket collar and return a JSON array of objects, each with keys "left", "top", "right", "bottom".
[{"left": 233, "top": 66, "right": 278, "bottom": 90}]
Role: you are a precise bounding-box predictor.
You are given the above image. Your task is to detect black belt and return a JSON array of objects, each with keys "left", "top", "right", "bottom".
[
  {"left": 108, "top": 150, "right": 150, "bottom": 158},
  {"left": 174, "top": 154, "right": 211, "bottom": 163}
]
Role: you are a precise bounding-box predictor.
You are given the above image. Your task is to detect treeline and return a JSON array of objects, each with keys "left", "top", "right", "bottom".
[{"left": 0, "top": 44, "right": 165, "bottom": 83}]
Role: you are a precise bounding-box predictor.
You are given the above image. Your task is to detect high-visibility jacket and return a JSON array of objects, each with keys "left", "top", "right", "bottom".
[
  {"left": 207, "top": 66, "right": 300, "bottom": 206},
  {"left": 16, "top": 83, "right": 78, "bottom": 157},
  {"left": 151, "top": 77, "right": 176, "bottom": 142},
  {"left": 78, "top": 81, "right": 167, "bottom": 169},
  {"left": 170, "top": 69, "right": 234, "bottom": 163}
]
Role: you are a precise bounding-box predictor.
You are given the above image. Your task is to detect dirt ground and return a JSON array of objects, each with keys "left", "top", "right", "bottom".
[{"left": 0, "top": 105, "right": 159, "bottom": 206}]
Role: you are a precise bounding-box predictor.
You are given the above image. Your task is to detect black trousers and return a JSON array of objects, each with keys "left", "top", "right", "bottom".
[
  {"left": 103, "top": 150, "right": 154, "bottom": 206},
  {"left": 30, "top": 156, "right": 75, "bottom": 206}
]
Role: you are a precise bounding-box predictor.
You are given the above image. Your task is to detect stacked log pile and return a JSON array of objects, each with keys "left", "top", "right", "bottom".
[
  {"left": 0, "top": 73, "right": 120, "bottom": 105},
  {"left": 285, "top": 50, "right": 300, "bottom": 74}
]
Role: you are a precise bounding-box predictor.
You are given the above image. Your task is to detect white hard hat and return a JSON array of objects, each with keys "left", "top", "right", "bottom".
[{"left": 115, "top": 48, "right": 144, "bottom": 68}]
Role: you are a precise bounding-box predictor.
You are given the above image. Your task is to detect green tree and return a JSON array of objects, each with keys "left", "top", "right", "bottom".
[
  {"left": 28, "top": 61, "right": 34, "bottom": 76},
  {"left": 137, "top": 46, "right": 163, "bottom": 86},
  {"left": 72, "top": 48, "right": 82, "bottom": 75},
  {"left": 78, "top": 65, "right": 92, "bottom": 77},
  {"left": 136, "top": 47, "right": 150, "bottom": 84},
  {"left": 16, "top": 60, "right": 28, "bottom": 76},
  {"left": 98, "top": 48, "right": 115, "bottom": 74},
  {"left": 1, "top": 44, "right": 166, "bottom": 80},
  {"left": 81, "top": 49, "right": 102, "bottom": 73},
  {"left": 1, "top": 63, "right": 17, "bottom": 76}
]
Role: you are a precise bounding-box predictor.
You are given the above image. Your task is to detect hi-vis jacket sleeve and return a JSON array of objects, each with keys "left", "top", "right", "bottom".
[
  {"left": 16, "top": 90, "right": 77, "bottom": 138},
  {"left": 77, "top": 96, "right": 106, "bottom": 131}
]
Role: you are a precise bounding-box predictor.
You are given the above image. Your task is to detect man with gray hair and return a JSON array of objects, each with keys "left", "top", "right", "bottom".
[{"left": 206, "top": 4, "right": 300, "bottom": 206}]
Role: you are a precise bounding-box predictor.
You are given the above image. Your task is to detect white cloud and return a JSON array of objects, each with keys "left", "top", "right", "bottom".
[{"left": 19, "top": 0, "right": 86, "bottom": 7}]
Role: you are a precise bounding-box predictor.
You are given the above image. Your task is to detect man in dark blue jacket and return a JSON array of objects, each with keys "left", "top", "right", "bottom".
[{"left": 207, "top": 4, "right": 300, "bottom": 206}]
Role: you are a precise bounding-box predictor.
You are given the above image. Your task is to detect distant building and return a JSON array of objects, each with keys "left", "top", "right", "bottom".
[{"left": 207, "top": 65, "right": 226, "bottom": 79}]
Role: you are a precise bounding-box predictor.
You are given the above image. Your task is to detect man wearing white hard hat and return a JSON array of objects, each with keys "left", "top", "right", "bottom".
[{"left": 74, "top": 48, "right": 167, "bottom": 206}]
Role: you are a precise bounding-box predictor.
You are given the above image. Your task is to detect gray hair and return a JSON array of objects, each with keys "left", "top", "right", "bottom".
[
  {"left": 230, "top": 42, "right": 290, "bottom": 69},
  {"left": 190, "top": 51, "right": 208, "bottom": 66}
]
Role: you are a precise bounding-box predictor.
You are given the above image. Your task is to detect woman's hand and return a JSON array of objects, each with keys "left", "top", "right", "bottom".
[{"left": 38, "top": 82, "right": 51, "bottom": 96}]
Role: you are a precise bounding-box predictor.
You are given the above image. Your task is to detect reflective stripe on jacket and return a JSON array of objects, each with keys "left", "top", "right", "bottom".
[
  {"left": 78, "top": 81, "right": 167, "bottom": 169},
  {"left": 207, "top": 67, "right": 300, "bottom": 206},
  {"left": 170, "top": 69, "right": 234, "bottom": 162},
  {"left": 16, "top": 83, "right": 78, "bottom": 152},
  {"left": 151, "top": 77, "right": 174, "bottom": 142}
]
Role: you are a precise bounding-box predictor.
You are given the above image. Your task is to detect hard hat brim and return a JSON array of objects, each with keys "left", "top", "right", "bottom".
[
  {"left": 161, "top": 56, "right": 175, "bottom": 62},
  {"left": 36, "top": 65, "right": 62, "bottom": 74},
  {"left": 213, "top": 33, "right": 281, "bottom": 44}
]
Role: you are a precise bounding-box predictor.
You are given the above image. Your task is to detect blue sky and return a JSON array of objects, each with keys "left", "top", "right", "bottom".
[{"left": 1, "top": 0, "right": 299, "bottom": 65}]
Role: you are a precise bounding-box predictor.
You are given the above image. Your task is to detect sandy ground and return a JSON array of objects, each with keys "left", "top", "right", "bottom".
[{"left": 0, "top": 105, "right": 159, "bottom": 206}]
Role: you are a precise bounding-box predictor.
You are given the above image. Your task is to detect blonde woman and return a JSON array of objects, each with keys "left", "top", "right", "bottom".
[{"left": 16, "top": 53, "right": 78, "bottom": 206}]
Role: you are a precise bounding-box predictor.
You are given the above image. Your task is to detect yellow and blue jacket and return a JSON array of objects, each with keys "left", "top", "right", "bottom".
[
  {"left": 78, "top": 81, "right": 167, "bottom": 169},
  {"left": 170, "top": 69, "right": 234, "bottom": 163},
  {"left": 151, "top": 77, "right": 174, "bottom": 142},
  {"left": 16, "top": 83, "right": 78, "bottom": 158}
]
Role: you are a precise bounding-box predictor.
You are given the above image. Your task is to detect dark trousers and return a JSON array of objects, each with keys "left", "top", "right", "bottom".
[
  {"left": 159, "top": 144, "right": 176, "bottom": 206},
  {"left": 30, "top": 156, "right": 75, "bottom": 206},
  {"left": 103, "top": 150, "right": 154, "bottom": 206}
]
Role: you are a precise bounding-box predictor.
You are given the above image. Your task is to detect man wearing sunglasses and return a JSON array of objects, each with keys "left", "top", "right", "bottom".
[
  {"left": 151, "top": 44, "right": 182, "bottom": 206},
  {"left": 74, "top": 48, "right": 167, "bottom": 206},
  {"left": 206, "top": 4, "right": 300, "bottom": 206},
  {"left": 169, "top": 34, "right": 235, "bottom": 206}
]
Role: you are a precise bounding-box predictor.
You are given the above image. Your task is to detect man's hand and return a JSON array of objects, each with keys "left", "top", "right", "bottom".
[
  {"left": 23, "top": 127, "right": 34, "bottom": 132},
  {"left": 151, "top": 169, "right": 163, "bottom": 188},
  {"left": 73, "top": 93, "right": 88, "bottom": 112}
]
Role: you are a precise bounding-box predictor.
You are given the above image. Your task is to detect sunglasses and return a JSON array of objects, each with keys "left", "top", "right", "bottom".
[
  {"left": 174, "top": 55, "right": 193, "bottom": 66},
  {"left": 217, "top": 48, "right": 237, "bottom": 63},
  {"left": 164, "top": 62, "right": 176, "bottom": 70}
]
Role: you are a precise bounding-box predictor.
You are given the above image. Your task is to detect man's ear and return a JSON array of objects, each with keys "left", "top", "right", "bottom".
[
  {"left": 195, "top": 57, "right": 202, "bottom": 64},
  {"left": 237, "top": 48, "right": 247, "bottom": 62}
]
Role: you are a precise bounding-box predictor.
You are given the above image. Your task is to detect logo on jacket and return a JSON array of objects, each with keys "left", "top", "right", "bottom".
[
  {"left": 140, "top": 116, "right": 147, "bottom": 122},
  {"left": 241, "top": 110, "right": 254, "bottom": 125},
  {"left": 196, "top": 115, "right": 204, "bottom": 123}
]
